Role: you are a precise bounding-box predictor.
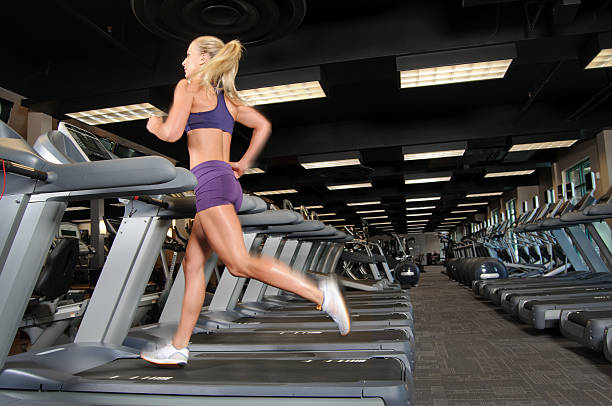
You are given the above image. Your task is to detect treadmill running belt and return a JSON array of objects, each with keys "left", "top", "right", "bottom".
[{"left": 568, "top": 310, "right": 612, "bottom": 326}]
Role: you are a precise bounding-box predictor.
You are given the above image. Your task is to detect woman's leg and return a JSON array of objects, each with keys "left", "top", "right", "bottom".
[
  {"left": 172, "top": 216, "right": 212, "bottom": 349},
  {"left": 196, "top": 204, "right": 324, "bottom": 305}
]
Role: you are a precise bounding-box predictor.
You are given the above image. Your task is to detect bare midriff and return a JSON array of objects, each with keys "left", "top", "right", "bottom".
[{"left": 187, "top": 129, "right": 232, "bottom": 169}]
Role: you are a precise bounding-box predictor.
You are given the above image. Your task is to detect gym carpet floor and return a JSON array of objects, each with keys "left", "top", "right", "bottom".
[{"left": 411, "top": 266, "right": 612, "bottom": 406}]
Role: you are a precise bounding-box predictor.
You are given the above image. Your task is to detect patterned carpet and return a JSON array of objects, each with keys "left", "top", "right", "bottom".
[{"left": 411, "top": 266, "right": 612, "bottom": 406}]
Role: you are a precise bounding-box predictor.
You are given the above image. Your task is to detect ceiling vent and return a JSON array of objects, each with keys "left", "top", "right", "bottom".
[{"left": 131, "top": 0, "right": 306, "bottom": 46}]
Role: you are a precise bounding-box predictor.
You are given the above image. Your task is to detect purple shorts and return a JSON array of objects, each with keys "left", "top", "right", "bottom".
[{"left": 191, "top": 160, "right": 243, "bottom": 213}]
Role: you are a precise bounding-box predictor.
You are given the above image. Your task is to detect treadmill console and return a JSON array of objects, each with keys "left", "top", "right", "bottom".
[{"left": 58, "top": 122, "right": 115, "bottom": 162}]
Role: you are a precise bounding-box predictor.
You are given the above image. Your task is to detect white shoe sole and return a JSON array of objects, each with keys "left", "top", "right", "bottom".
[{"left": 141, "top": 354, "right": 187, "bottom": 367}]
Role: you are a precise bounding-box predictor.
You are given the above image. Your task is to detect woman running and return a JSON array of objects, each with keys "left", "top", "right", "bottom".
[{"left": 140, "top": 36, "right": 351, "bottom": 366}]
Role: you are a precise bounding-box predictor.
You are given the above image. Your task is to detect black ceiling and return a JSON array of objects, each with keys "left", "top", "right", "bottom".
[{"left": 2, "top": 0, "right": 612, "bottom": 233}]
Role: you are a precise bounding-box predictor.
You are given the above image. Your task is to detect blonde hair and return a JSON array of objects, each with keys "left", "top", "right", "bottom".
[{"left": 192, "top": 36, "right": 245, "bottom": 104}]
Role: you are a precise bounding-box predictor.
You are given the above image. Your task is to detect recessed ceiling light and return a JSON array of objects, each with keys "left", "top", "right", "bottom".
[
  {"left": 457, "top": 202, "right": 489, "bottom": 207},
  {"left": 347, "top": 200, "right": 381, "bottom": 206},
  {"left": 451, "top": 210, "right": 478, "bottom": 213},
  {"left": 405, "top": 176, "right": 452, "bottom": 184},
  {"left": 406, "top": 220, "right": 429, "bottom": 223},
  {"left": 370, "top": 221, "right": 392, "bottom": 225},
  {"left": 323, "top": 219, "right": 346, "bottom": 222},
  {"left": 402, "top": 142, "right": 467, "bottom": 161},
  {"left": 299, "top": 151, "right": 361, "bottom": 169},
  {"left": 363, "top": 215, "right": 388, "bottom": 220},
  {"left": 445, "top": 217, "right": 467, "bottom": 220},
  {"left": 585, "top": 48, "right": 612, "bottom": 69},
  {"left": 484, "top": 170, "right": 535, "bottom": 178},
  {"left": 466, "top": 192, "right": 503, "bottom": 198},
  {"left": 238, "top": 81, "right": 326, "bottom": 106},
  {"left": 509, "top": 140, "right": 578, "bottom": 152},
  {"left": 405, "top": 196, "right": 440, "bottom": 203},
  {"left": 300, "top": 158, "right": 361, "bottom": 169},
  {"left": 254, "top": 189, "right": 298, "bottom": 196},
  {"left": 399, "top": 59, "right": 513, "bottom": 88},
  {"left": 356, "top": 209, "right": 385, "bottom": 214},
  {"left": 406, "top": 213, "right": 432, "bottom": 217},
  {"left": 327, "top": 182, "right": 372, "bottom": 190},
  {"left": 403, "top": 149, "right": 466, "bottom": 160},
  {"left": 405, "top": 206, "right": 436, "bottom": 211},
  {"left": 66, "top": 103, "right": 166, "bottom": 125},
  {"left": 243, "top": 167, "right": 266, "bottom": 175}
]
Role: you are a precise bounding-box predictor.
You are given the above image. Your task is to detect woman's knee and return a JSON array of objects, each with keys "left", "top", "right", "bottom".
[
  {"left": 225, "top": 255, "right": 254, "bottom": 278},
  {"left": 182, "top": 253, "right": 206, "bottom": 277}
]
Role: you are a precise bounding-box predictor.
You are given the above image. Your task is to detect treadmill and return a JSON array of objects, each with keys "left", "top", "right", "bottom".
[
  {"left": 127, "top": 217, "right": 414, "bottom": 371},
  {"left": 0, "top": 122, "right": 414, "bottom": 405},
  {"left": 560, "top": 308, "right": 612, "bottom": 352}
]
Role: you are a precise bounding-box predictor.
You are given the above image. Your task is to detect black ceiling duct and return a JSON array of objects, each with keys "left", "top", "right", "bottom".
[{"left": 131, "top": 0, "right": 306, "bottom": 46}]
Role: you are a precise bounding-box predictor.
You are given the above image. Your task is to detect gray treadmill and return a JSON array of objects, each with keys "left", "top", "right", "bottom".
[
  {"left": 560, "top": 309, "right": 612, "bottom": 353},
  {"left": 0, "top": 122, "right": 413, "bottom": 405},
  {"left": 126, "top": 221, "right": 413, "bottom": 369}
]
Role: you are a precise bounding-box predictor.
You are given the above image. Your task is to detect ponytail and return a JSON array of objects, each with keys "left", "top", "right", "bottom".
[{"left": 192, "top": 37, "right": 245, "bottom": 105}]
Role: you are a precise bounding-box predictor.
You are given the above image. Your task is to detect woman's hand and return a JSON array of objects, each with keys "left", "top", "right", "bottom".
[
  {"left": 229, "top": 161, "right": 248, "bottom": 179},
  {"left": 146, "top": 115, "right": 163, "bottom": 135}
]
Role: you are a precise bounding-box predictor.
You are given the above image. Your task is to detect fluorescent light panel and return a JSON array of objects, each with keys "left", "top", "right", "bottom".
[
  {"left": 451, "top": 210, "right": 478, "bottom": 213},
  {"left": 316, "top": 213, "right": 336, "bottom": 217},
  {"left": 243, "top": 167, "right": 265, "bottom": 175},
  {"left": 301, "top": 158, "right": 360, "bottom": 170},
  {"left": 404, "top": 176, "right": 451, "bottom": 184},
  {"left": 406, "top": 213, "right": 432, "bottom": 217},
  {"left": 509, "top": 140, "right": 578, "bottom": 152},
  {"left": 304, "top": 205, "right": 323, "bottom": 209},
  {"left": 457, "top": 202, "right": 489, "bottom": 207},
  {"left": 466, "top": 192, "right": 503, "bottom": 198},
  {"left": 254, "top": 189, "right": 298, "bottom": 196},
  {"left": 400, "top": 59, "right": 513, "bottom": 88},
  {"left": 323, "top": 219, "right": 346, "bottom": 222},
  {"left": 327, "top": 182, "right": 372, "bottom": 190},
  {"left": 585, "top": 48, "right": 612, "bottom": 69},
  {"left": 66, "top": 103, "right": 166, "bottom": 125},
  {"left": 445, "top": 217, "right": 467, "bottom": 220},
  {"left": 370, "top": 222, "right": 392, "bottom": 225},
  {"left": 347, "top": 200, "right": 381, "bottom": 206},
  {"left": 405, "top": 197, "right": 440, "bottom": 203},
  {"left": 406, "top": 206, "right": 436, "bottom": 211},
  {"left": 406, "top": 220, "right": 429, "bottom": 223},
  {"left": 403, "top": 149, "right": 465, "bottom": 160},
  {"left": 238, "top": 81, "right": 326, "bottom": 106},
  {"left": 356, "top": 209, "right": 385, "bottom": 214},
  {"left": 485, "top": 170, "right": 535, "bottom": 178},
  {"left": 363, "top": 216, "right": 388, "bottom": 219}
]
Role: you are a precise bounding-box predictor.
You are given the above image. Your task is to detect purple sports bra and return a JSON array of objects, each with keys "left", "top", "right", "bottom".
[{"left": 185, "top": 90, "right": 234, "bottom": 134}]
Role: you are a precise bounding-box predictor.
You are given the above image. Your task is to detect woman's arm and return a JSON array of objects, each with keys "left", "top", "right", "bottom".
[
  {"left": 231, "top": 105, "right": 272, "bottom": 177},
  {"left": 147, "top": 79, "right": 193, "bottom": 142}
]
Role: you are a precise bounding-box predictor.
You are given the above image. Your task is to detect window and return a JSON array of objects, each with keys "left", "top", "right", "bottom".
[
  {"left": 506, "top": 199, "right": 517, "bottom": 224},
  {"left": 565, "top": 159, "right": 591, "bottom": 200},
  {"left": 491, "top": 208, "right": 500, "bottom": 224},
  {"left": 545, "top": 188, "right": 555, "bottom": 204}
]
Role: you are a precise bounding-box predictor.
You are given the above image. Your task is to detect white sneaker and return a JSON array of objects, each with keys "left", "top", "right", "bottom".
[
  {"left": 319, "top": 275, "right": 351, "bottom": 335},
  {"left": 140, "top": 341, "right": 189, "bottom": 367}
]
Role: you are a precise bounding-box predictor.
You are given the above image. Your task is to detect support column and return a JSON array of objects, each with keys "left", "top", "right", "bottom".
[
  {"left": 90, "top": 199, "right": 105, "bottom": 271},
  {"left": 26, "top": 112, "right": 52, "bottom": 146}
]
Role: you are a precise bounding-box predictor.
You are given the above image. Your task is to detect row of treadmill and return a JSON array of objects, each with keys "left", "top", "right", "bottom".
[
  {"left": 446, "top": 179, "right": 612, "bottom": 363},
  {"left": 0, "top": 120, "right": 417, "bottom": 405}
]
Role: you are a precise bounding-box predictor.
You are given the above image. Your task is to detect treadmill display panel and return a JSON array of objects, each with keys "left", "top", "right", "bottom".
[{"left": 61, "top": 123, "right": 114, "bottom": 161}]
